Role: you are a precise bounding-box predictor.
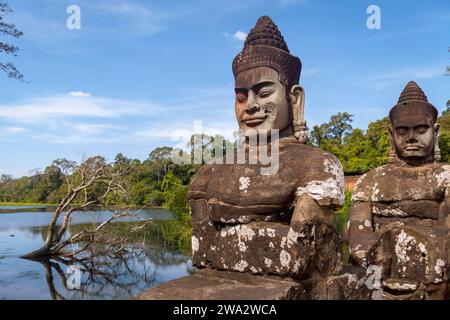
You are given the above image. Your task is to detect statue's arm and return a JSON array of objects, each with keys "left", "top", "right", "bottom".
[
  {"left": 291, "top": 155, "right": 345, "bottom": 226},
  {"left": 291, "top": 193, "right": 334, "bottom": 225},
  {"left": 348, "top": 201, "right": 376, "bottom": 267},
  {"left": 443, "top": 188, "right": 450, "bottom": 261}
]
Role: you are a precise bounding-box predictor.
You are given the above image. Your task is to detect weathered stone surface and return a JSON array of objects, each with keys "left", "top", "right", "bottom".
[
  {"left": 379, "top": 281, "right": 448, "bottom": 300},
  {"left": 367, "top": 225, "right": 447, "bottom": 285},
  {"left": 189, "top": 140, "right": 345, "bottom": 224},
  {"left": 134, "top": 269, "right": 306, "bottom": 300},
  {"left": 300, "top": 267, "right": 374, "bottom": 300},
  {"left": 192, "top": 219, "right": 343, "bottom": 278},
  {"left": 372, "top": 199, "right": 441, "bottom": 220},
  {"left": 351, "top": 163, "right": 450, "bottom": 203}
]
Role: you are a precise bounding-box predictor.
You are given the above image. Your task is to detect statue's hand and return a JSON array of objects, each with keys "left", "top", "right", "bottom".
[{"left": 291, "top": 193, "right": 333, "bottom": 226}]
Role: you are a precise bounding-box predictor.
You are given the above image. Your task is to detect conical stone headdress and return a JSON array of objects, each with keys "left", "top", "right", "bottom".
[
  {"left": 389, "top": 81, "right": 438, "bottom": 122},
  {"left": 232, "top": 16, "right": 302, "bottom": 89}
]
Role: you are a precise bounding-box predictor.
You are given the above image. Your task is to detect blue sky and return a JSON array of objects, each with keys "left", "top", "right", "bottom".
[{"left": 0, "top": 0, "right": 449, "bottom": 177}]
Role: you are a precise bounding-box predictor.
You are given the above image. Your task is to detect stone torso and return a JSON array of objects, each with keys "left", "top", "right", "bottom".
[
  {"left": 189, "top": 139, "right": 344, "bottom": 224},
  {"left": 352, "top": 162, "right": 450, "bottom": 225}
]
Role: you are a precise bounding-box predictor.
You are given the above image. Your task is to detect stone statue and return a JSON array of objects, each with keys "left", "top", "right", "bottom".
[
  {"left": 188, "top": 16, "right": 345, "bottom": 279},
  {"left": 348, "top": 81, "right": 450, "bottom": 299}
]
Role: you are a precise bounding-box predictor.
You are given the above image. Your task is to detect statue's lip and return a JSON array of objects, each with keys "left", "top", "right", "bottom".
[
  {"left": 404, "top": 145, "right": 422, "bottom": 151},
  {"left": 242, "top": 116, "right": 267, "bottom": 125}
]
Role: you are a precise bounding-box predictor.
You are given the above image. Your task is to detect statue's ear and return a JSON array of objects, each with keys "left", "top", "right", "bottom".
[
  {"left": 434, "top": 123, "right": 441, "bottom": 162},
  {"left": 434, "top": 123, "right": 440, "bottom": 137},
  {"left": 388, "top": 125, "right": 397, "bottom": 163},
  {"left": 290, "top": 85, "right": 309, "bottom": 143},
  {"left": 290, "top": 85, "right": 305, "bottom": 124}
]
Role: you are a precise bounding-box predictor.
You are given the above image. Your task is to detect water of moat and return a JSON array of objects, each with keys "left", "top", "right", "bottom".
[{"left": 0, "top": 206, "right": 194, "bottom": 300}]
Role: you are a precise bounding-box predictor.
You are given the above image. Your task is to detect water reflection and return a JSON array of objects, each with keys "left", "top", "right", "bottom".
[{"left": 0, "top": 207, "right": 194, "bottom": 300}]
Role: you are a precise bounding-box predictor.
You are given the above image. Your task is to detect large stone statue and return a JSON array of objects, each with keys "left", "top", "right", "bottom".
[
  {"left": 348, "top": 81, "right": 450, "bottom": 299},
  {"left": 188, "top": 16, "right": 345, "bottom": 280},
  {"left": 137, "top": 16, "right": 368, "bottom": 301}
]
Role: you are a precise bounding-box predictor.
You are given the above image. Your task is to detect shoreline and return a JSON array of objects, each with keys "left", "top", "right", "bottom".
[
  {"left": 0, "top": 202, "right": 58, "bottom": 207},
  {"left": 0, "top": 202, "right": 166, "bottom": 209}
]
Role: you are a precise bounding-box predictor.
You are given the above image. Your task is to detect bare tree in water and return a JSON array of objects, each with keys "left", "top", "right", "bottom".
[
  {"left": 21, "top": 156, "right": 151, "bottom": 259},
  {"left": 38, "top": 245, "right": 157, "bottom": 299}
]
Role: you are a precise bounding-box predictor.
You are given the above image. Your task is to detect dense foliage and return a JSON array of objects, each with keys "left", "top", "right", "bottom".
[{"left": 0, "top": 150, "right": 197, "bottom": 205}]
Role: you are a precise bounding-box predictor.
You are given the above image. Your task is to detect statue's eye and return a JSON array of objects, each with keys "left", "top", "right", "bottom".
[
  {"left": 416, "top": 126, "right": 429, "bottom": 134},
  {"left": 396, "top": 128, "right": 407, "bottom": 135},
  {"left": 259, "top": 90, "right": 272, "bottom": 98},
  {"left": 236, "top": 93, "right": 246, "bottom": 103}
]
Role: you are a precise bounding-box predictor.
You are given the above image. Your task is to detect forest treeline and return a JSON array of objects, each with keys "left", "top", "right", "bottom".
[{"left": 1, "top": 107, "right": 449, "bottom": 205}]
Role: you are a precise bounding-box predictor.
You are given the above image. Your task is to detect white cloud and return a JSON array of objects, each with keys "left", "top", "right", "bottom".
[
  {"left": 69, "top": 91, "right": 91, "bottom": 98},
  {"left": 0, "top": 87, "right": 237, "bottom": 146},
  {"left": 0, "top": 127, "right": 27, "bottom": 138},
  {"left": 233, "top": 31, "right": 247, "bottom": 42},
  {"left": 89, "top": 1, "right": 196, "bottom": 36},
  {"left": 302, "top": 68, "right": 320, "bottom": 78},
  {"left": 0, "top": 92, "right": 161, "bottom": 123},
  {"left": 358, "top": 66, "right": 443, "bottom": 90},
  {"left": 4, "top": 127, "right": 26, "bottom": 134}
]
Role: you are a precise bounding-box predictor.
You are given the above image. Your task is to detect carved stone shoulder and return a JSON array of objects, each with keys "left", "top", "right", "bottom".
[
  {"left": 352, "top": 163, "right": 449, "bottom": 203},
  {"left": 188, "top": 164, "right": 214, "bottom": 200},
  {"left": 293, "top": 146, "right": 345, "bottom": 208},
  {"left": 351, "top": 166, "right": 387, "bottom": 202},
  {"left": 434, "top": 163, "right": 450, "bottom": 190}
]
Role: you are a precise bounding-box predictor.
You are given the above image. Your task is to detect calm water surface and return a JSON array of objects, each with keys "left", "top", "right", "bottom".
[{"left": 0, "top": 207, "right": 194, "bottom": 300}]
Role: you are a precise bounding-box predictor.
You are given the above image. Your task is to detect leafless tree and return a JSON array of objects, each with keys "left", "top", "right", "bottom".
[
  {"left": 21, "top": 156, "right": 151, "bottom": 259},
  {"left": 0, "top": 1, "right": 24, "bottom": 80},
  {"left": 37, "top": 245, "right": 157, "bottom": 300}
]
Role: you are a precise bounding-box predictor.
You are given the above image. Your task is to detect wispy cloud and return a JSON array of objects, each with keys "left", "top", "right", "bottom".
[
  {"left": 13, "top": 0, "right": 196, "bottom": 53},
  {"left": 87, "top": 1, "right": 196, "bottom": 37},
  {"left": 32, "top": 121, "right": 126, "bottom": 145},
  {"left": 358, "top": 66, "right": 443, "bottom": 90},
  {"left": 0, "top": 91, "right": 160, "bottom": 123},
  {"left": 0, "top": 87, "right": 237, "bottom": 145},
  {"left": 278, "top": 0, "right": 307, "bottom": 6},
  {"left": 0, "top": 127, "right": 27, "bottom": 138},
  {"left": 302, "top": 68, "right": 320, "bottom": 78}
]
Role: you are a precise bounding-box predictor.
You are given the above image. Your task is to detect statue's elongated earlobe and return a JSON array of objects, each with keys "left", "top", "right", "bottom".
[
  {"left": 388, "top": 127, "right": 397, "bottom": 164},
  {"left": 291, "top": 85, "right": 308, "bottom": 144},
  {"left": 434, "top": 123, "right": 441, "bottom": 162}
]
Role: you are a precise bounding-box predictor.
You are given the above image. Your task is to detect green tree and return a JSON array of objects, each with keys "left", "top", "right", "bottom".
[
  {"left": 311, "top": 114, "right": 390, "bottom": 175},
  {"left": 438, "top": 106, "right": 450, "bottom": 163},
  {"left": 310, "top": 112, "right": 353, "bottom": 148},
  {"left": 148, "top": 146, "right": 174, "bottom": 182}
]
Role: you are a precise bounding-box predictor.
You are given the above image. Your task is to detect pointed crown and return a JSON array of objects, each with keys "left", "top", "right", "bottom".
[
  {"left": 389, "top": 81, "right": 438, "bottom": 122},
  {"left": 232, "top": 16, "right": 301, "bottom": 89}
]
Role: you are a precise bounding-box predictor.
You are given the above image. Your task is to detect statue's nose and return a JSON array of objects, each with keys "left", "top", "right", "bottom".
[
  {"left": 245, "top": 104, "right": 260, "bottom": 114},
  {"left": 406, "top": 131, "right": 418, "bottom": 143}
]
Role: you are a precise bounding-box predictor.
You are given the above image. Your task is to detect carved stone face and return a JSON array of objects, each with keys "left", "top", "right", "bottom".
[
  {"left": 235, "top": 67, "right": 292, "bottom": 136},
  {"left": 391, "top": 114, "right": 437, "bottom": 160}
]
